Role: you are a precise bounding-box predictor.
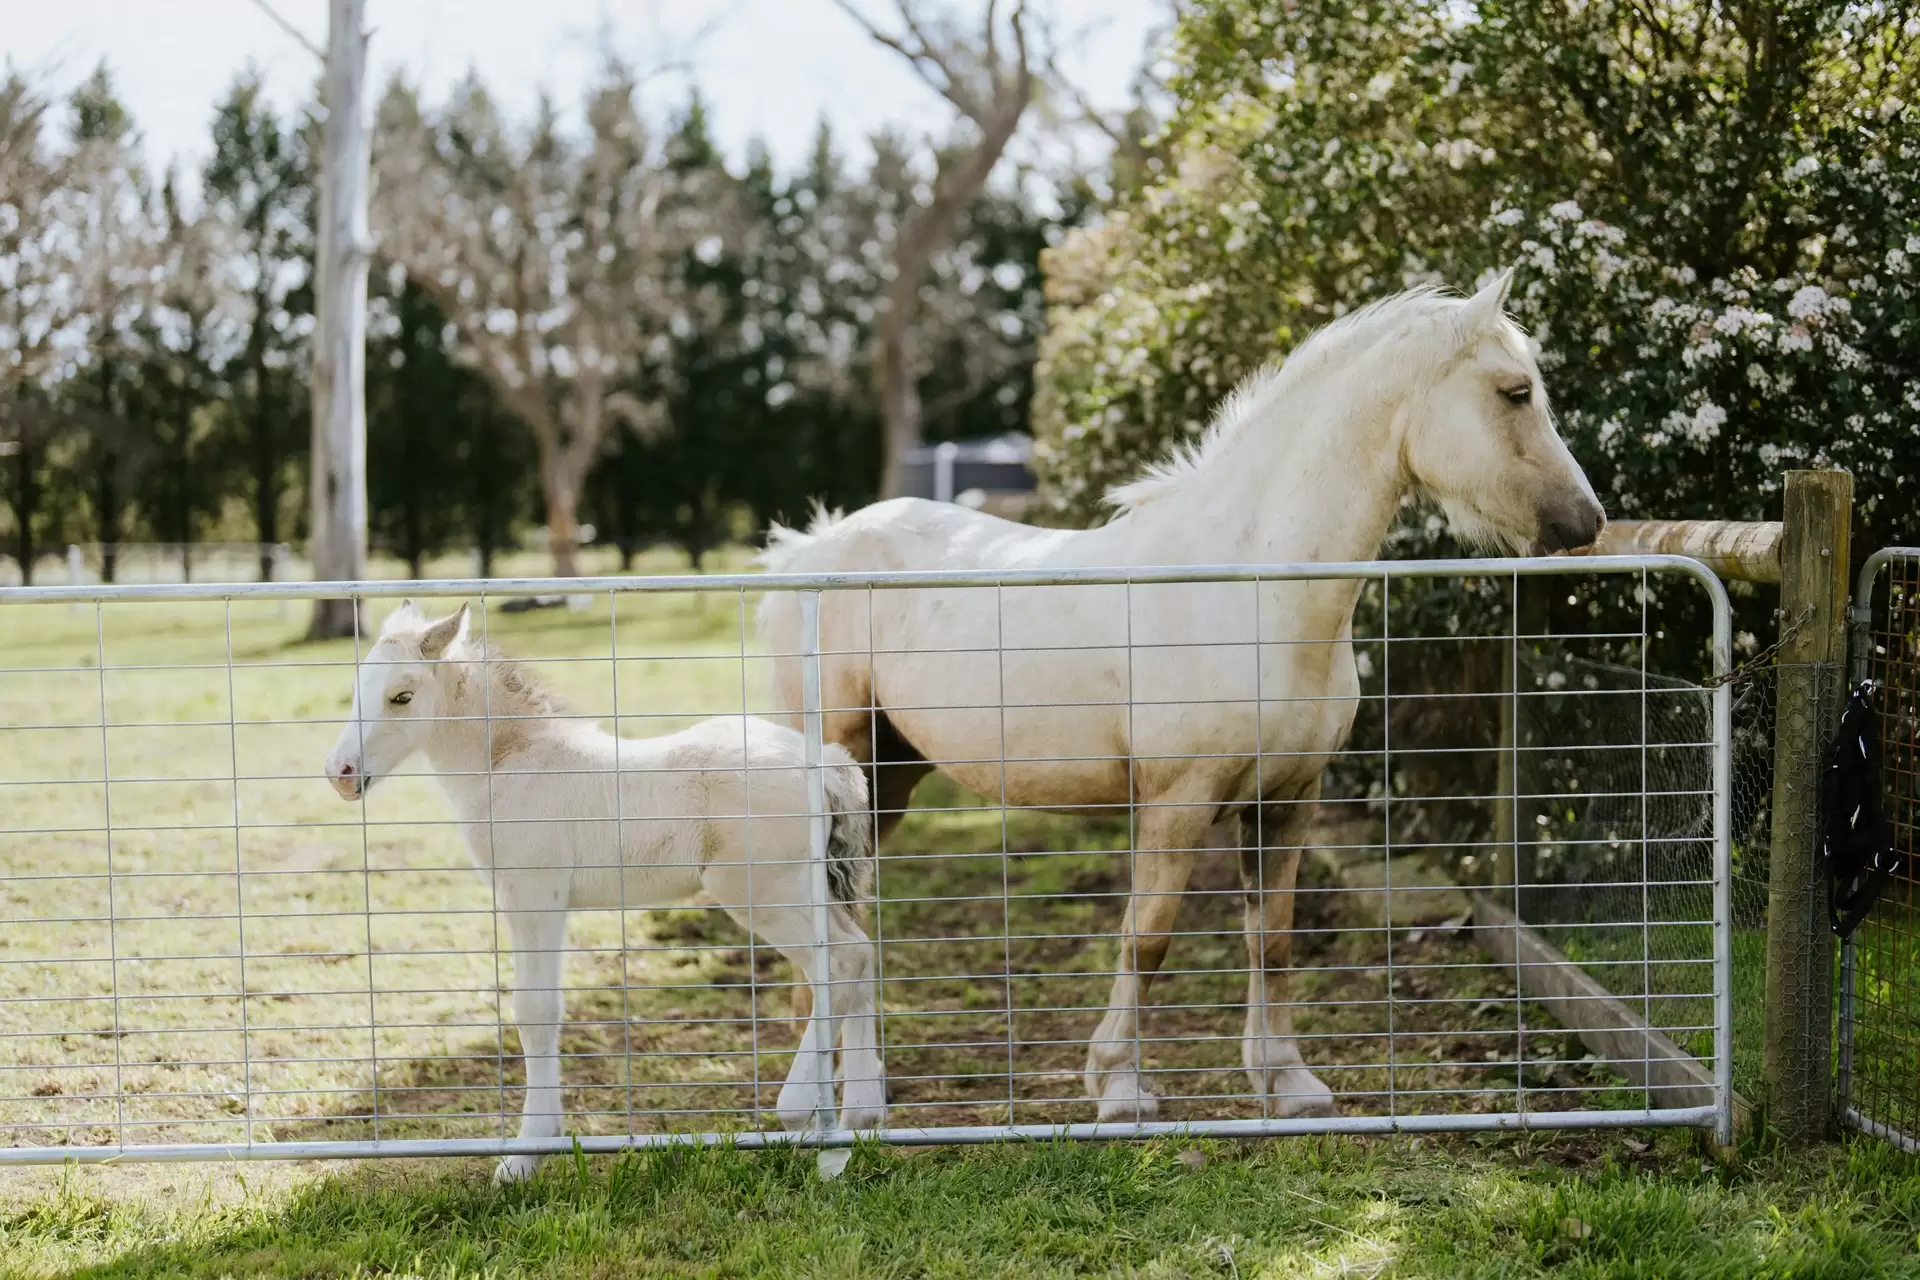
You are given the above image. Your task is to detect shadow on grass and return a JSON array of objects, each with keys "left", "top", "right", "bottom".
[{"left": 248, "top": 782, "right": 1645, "bottom": 1158}]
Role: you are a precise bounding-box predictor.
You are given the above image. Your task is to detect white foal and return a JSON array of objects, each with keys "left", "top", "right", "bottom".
[{"left": 323, "top": 601, "right": 885, "bottom": 1181}]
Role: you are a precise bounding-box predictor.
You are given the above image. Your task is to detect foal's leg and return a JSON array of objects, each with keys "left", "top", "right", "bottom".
[
  {"left": 1083, "top": 802, "right": 1213, "bottom": 1123},
  {"left": 791, "top": 714, "right": 927, "bottom": 1024},
  {"left": 495, "top": 905, "right": 571, "bottom": 1184},
  {"left": 1241, "top": 792, "right": 1335, "bottom": 1118},
  {"left": 720, "top": 898, "right": 885, "bottom": 1132}
]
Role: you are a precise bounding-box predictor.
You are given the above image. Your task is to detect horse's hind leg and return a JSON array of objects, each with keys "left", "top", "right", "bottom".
[
  {"left": 1240, "top": 790, "right": 1335, "bottom": 1118},
  {"left": 1083, "top": 801, "right": 1211, "bottom": 1123},
  {"left": 495, "top": 905, "right": 571, "bottom": 1184}
]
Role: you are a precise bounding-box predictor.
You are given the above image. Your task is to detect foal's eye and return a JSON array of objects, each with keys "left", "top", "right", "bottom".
[
  {"left": 389, "top": 692, "right": 413, "bottom": 706},
  {"left": 1501, "top": 384, "right": 1533, "bottom": 406}
]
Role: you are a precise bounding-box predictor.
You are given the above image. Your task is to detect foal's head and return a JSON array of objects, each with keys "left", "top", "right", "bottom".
[
  {"left": 1399, "top": 269, "right": 1605, "bottom": 554},
  {"left": 324, "top": 601, "right": 471, "bottom": 801}
]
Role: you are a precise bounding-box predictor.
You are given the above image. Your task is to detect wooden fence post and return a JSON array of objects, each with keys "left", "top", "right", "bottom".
[{"left": 1763, "top": 469, "right": 1851, "bottom": 1140}]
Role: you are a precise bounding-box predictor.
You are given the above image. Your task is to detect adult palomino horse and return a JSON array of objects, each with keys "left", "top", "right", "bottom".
[
  {"left": 758, "top": 272, "right": 1605, "bottom": 1122},
  {"left": 323, "top": 602, "right": 885, "bottom": 1181}
]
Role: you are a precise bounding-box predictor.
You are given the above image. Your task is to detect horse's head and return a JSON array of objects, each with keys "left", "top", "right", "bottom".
[
  {"left": 324, "top": 601, "right": 470, "bottom": 801},
  {"left": 1402, "top": 269, "right": 1605, "bottom": 555}
]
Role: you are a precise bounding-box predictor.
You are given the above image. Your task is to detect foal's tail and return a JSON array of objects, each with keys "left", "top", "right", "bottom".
[{"left": 822, "top": 743, "right": 876, "bottom": 910}]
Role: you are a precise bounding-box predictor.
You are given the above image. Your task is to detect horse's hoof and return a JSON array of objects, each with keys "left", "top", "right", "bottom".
[
  {"left": 1262, "top": 1067, "right": 1336, "bottom": 1119},
  {"left": 840, "top": 1079, "right": 887, "bottom": 1131},
  {"left": 493, "top": 1154, "right": 540, "bottom": 1184},
  {"left": 1093, "top": 1073, "right": 1160, "bottom": 1124}
]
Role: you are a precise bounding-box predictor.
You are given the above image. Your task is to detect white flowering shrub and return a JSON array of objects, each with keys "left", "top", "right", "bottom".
[{"left": 1035, "top": 0, "right": 1920, "bottom": 552}]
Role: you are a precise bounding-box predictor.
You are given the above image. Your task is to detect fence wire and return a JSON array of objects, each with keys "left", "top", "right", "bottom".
[
  {"left": 1845, "top": 550, "right": 1920, "bottom": 1151},
  {"left": 1515, "top": 648, "right": 1829, "bottom": 1115},
  {"left": 0, "top": 560, "right": 1731, "bottom": 1165}
]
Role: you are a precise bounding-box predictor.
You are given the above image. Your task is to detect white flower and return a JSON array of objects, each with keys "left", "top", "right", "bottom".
[
  {"left": 1887, "top": 248, "right": 1909, "bottom": 274},
  {"left": 1548, "top": 200, "right": 1583, "bottom": 222},
  {"left": 1686, "top": 401, "right": 1727, "bottom": 443},
  {"left": 1787, "top": 285, "right": 1832, "bottom": 319},
  {"left": 1786, "top": 156, "right": 1820, "bottom": 180},
  {"left": 1529, "top": 245, "right": 1557, "bottom": 271},
  {"left": 1682, "top": 337, "right": 1723, "bottom": 368},
  {"left": 1492, "top": 207, "right": 1526, "bottom": 227}
]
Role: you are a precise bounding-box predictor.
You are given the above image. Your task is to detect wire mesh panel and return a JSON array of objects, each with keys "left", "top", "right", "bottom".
[
  {"left": 1844, "top": 549, "right": 1920, "bottom": 1151},
  {"left": 0, "top": 557, "right": 1731, "bottom": 1167},
  {"left": 1515, "top": 658, "right": 1818, "bottom": 1109}
]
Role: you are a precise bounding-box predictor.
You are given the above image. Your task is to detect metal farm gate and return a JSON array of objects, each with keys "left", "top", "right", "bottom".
[
  {"left": 0, "top": 555, "right": 1734, "bottom": 1168},
  {"left": 1844, "top": 548, "right": 1920, "bottom": 1152}
]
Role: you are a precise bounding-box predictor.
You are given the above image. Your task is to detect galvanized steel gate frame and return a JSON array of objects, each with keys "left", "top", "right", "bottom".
[{"left": 0, "top": 554, "right": 1735, "bottom": 1165}]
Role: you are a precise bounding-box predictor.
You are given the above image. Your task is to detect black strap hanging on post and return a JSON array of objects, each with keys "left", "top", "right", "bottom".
[{"left": 1823, "top": 680, "right": 1904, "bottom": 940}]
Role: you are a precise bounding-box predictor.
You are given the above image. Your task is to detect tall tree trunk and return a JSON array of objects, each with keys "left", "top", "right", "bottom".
[
  {"left": 306, "top": 0, "right": 373, "bottom": 641},
  {"left": 542, "top": 468, "right": 582, "bottom": 578},
  {"left": 95, "top": 456, "right": 122, "bottom": 584},
  {"left": 537, "top": 435, "right": 584, "bottom": 578},
  {"left": 12, "top": 439, "right": 34, "bottom": 587},
  {"left": 252, "top": 331, "right": 279, "bottom": 584},
  {"left": 876, "top": 313, "right": 923, "bottom": 499}
]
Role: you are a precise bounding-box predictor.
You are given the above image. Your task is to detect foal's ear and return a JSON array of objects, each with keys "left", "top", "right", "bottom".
[
  {"left": 1459, "top": 267, "right": 1516, "bottom": 336},
  {"left": 382, "top": 599, "right": 421, "bottom": 634},
  {"left": 418, "top": 603, "right": 470, "bottom": 660}
]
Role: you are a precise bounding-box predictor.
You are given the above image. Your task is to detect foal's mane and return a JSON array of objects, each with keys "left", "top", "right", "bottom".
[
  {"left": 465, "top": 639, "right": 566, "bottom": 722},
  {"left": 1103, "top": 286, "right": 1466, "bottom": 514}
]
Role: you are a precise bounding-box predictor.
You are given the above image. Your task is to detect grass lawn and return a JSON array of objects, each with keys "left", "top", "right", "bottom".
[
  {"left": 1, "top": 546, "right": 1915, "bottom": 1275},
  {"left": 2, "top": 1130, "right": 1917, "bottom": 1278}
]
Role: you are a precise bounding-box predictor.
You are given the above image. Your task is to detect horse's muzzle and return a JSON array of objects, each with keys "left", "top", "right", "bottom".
[
  {"left": 1532, "top": 495, "right": 1607, "bottom": 555},
  {"left": 327, "top": 760, "right": 369, "bottom": 801}
]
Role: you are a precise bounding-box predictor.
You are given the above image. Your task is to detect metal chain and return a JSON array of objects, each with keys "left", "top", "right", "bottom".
[{"left": 1701, "top": 603, "right": 1816, "bottom": 689}]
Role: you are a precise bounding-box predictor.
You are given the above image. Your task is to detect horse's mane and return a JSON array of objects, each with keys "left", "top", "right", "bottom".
[
  {"left": 469, "top": 639, "right": 566, "bottom": 722},
  {"left": 1103, "top": 286, "right": 1466, "bottom": 514}
]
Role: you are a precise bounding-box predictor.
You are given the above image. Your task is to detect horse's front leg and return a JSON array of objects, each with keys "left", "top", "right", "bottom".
[
  {"left": 1083, "top": 804, "right": 1209, "bottom": 1123},
  {"left": 495, "top": 904, "right": 570, "bottom": 1184},
  {"left": 1241, "top": 792, "right": 1335, "bottom": 1118}
]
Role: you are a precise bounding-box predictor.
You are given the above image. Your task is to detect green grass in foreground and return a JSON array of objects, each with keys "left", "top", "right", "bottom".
[{"left": 2, "top": 1132, "right": 1916, "bottom": 1279}]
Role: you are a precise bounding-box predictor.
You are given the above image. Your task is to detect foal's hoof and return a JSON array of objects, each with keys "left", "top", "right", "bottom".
[
  {"left": 1262, "top": 1067, "right": 1337, "bottom": 1119},
  {"left": 493, "top": 1154, "right": 540, "bottom": 1184},
  {"left": 1092, "top": 1072, "right": 1161, "bottom": 1124}
]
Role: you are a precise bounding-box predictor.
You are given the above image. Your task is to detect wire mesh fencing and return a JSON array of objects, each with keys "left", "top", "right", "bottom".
[
  {"left": 1512, "top": 653, "right": 1832, "bottom": 1115},
  {"left": 0, "top": 558, "right": 1731, "bottom": 1167},
  {"left": 1844, "top": 548, "right": 1920, "bottom": 1152}
]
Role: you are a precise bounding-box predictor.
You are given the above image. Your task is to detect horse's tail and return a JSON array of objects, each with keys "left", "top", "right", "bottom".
[
  {"left": 758, "top": 502, "right": 845, "bottom": 574},
  {"left": 822, "top": 743, "right": 876, "bottom": 909}
]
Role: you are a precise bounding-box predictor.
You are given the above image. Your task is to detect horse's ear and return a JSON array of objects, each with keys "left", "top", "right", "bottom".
[
  {"left": 382, "top": 599, "right": 420, "bottom": 634},
  {"left": 1460, "top": 267, "right": 1516, "bottom": 336},
  {"left": 419, "top": 603, "right": 470, "bottom": 660}
]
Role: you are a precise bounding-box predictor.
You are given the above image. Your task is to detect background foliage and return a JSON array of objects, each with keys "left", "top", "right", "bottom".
[{"left": 1033, "top": 0, "right": 1920, "bottom": 560}]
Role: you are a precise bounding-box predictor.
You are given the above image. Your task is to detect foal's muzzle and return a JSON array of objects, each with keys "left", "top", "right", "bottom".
[{"left": 327, "top": 759, "right": 369, "bottom": 801}]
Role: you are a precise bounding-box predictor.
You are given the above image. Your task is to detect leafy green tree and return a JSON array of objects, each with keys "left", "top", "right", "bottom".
[
  {"left": 367, "top": 272, "right": 481, "bottom": 577},
  {"left": 203, "top": 71, "right": 311, "bottom": 581},
  {"left": 1035, "top": 0, "right": 1920, "bottom": 558}
]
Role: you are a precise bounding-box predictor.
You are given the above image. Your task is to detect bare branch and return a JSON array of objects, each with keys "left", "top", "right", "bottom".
[
  {"left": 248, "top": 0, "right": 325, "bottom": 61},
  {"left": 830, "top": 0, "right": 987, "bottom": 122}
]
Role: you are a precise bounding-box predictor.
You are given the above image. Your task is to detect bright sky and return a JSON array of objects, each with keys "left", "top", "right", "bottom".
[{"left": 9, "top": 0, "right": 1165, "bottom": 184}]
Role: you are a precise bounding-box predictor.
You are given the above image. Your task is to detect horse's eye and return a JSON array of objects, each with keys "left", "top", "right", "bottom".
[
  {"left": 389, "top": 691, "right": 413, "bottom": 706},
  {"left": 1501, "top": 384, "right": 1533, "bottom": 406}
]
